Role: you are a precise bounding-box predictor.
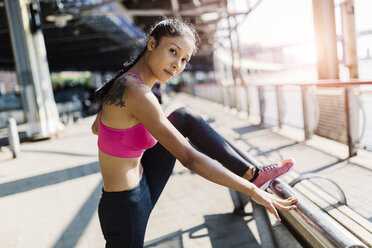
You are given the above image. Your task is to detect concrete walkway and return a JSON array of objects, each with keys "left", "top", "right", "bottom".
[{"left": 0, "top": 92, "right": 370, "bottom": 248}]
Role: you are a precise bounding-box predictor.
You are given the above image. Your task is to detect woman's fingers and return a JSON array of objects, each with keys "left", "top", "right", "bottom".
[
  {"left": 274, "top": 202, "right": 297, "bottom": 211},
  {"left": 277, "top": 197, "right": 299, "bottom": 206},
  {"left": 272, "top": 196, "right": 298, "bottom": 210},
  {"left": 265, "top": 197, "right": 298, "bottom": 221},
  {"left": 267, "top": 204, "right": 281, "bottom": 221},
  {"left": 254, "top": 191, "right": 298, "bottom": 221}
]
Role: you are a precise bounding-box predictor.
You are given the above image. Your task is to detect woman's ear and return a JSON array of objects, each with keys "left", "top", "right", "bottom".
[{"left": 147, "top": 37, "right": 156, "bottom": 51}]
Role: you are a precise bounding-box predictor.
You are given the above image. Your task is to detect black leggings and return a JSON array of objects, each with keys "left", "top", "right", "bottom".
[{"left": 98, "top": 107, "right": 254, "bottom": 248}]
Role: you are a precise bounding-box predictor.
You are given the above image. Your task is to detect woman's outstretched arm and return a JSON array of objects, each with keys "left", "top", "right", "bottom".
[{"left": 126, "top": 82, "right": 298, "bottom": 221}]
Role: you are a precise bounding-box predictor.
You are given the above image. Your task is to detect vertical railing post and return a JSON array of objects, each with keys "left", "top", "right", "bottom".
[
  {"left": 230, "top": 86, "right": 236, "bottom": 109},
  {"left": 258, "top": 86, "right": 265, "bottom": 125},
  {"left": 228, "top": 86, "right": 232, "bottom": 108},
  {"left": 245, "top": 84, "right": 250, "bottom": 117},
  {"left": 234, "top": 86, "right": 240, "bottom": 111},
  {"left": 301, "top": 85, "right": 311, "bottom": 140},
  {"left": 223, "top": 86, "right": 230, "bottom": 108},
  {"left": 345, "top": 86, "right": 357, "bottom": 157},
  {"left": 231, "top": 84, "right": 239, "bottom": 111},
  {"left": 275, "top": 85, "right": 284, "bottom": 128},
  {"left": 219, "top": 86, "right": 223, "bottom": 105}
]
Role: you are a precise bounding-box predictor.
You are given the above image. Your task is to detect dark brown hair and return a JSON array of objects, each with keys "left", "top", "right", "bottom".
[{"left": 95, "top": 17, "right": 200, "bottom": 103}]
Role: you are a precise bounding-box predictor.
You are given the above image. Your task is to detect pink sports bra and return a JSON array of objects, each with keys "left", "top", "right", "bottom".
[{"left": 97, "top": 70, "right": 157, "bottom": 158}]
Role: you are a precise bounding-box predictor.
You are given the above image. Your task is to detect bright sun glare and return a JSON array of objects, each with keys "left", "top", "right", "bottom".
[{"left": 284, "top": 43, "right": 317, "bottom": 64}]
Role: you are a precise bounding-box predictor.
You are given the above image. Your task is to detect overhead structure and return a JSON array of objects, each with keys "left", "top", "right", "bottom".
[
  {"left": 1, "top": 0, "right": 247, "bottom": 139},
  {"left": 0, "top": 0, "right": 236, "bottom": 72},
  {"left": 1, "top": 0, "right": 145, "bottom": 72}
]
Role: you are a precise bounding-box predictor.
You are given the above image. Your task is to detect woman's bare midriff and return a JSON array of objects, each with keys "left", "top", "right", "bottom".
[
  {"left": 99, "top": 150, "right": 143, "bottom": 192},
  {"left": 96, "top": 97, "right": 148, "bottom": 192}
]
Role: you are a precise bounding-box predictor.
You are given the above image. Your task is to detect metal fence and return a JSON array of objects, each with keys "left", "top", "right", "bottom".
[{"left": 183, "top": 80, "right": 372, "bottom": 157}]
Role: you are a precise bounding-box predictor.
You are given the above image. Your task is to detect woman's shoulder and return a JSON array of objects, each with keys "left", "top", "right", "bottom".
[
  {"left": 119, "top": 73, "right": 150, "bottom": 96},
  {"left": 113, "top": 73, "right": 157, "bottom": 109},
  {"left": 114, "top": 72, "right": 148, "bottom": 92},
  {"left": 116, "top": 72, "right": 144, "bottom": 87},
  {"left": 102, "top": 73, "right": 147, "bottom": 109}
]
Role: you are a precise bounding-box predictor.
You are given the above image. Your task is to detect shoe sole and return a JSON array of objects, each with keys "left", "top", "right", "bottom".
[{"left": 259, "top": 158, "right": 295, "bottom": 190}]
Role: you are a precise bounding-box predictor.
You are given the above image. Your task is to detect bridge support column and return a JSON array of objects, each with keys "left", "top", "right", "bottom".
[
  {"left": 312, "top": 0, "right": 339, "bottom": 79},
  {"left": 4, "top": 0, "right": 64, "bottom": 138}
]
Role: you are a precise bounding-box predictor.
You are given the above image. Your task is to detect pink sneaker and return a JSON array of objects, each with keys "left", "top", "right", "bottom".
[{"left": 251, "top": 158, "right": 295, "bottom": 190}]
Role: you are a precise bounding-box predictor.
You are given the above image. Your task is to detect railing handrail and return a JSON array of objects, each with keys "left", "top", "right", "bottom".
[
  {"left": 186, "top": 80, "right": 372, "bottom": 87},
  {"left": 223, "top": 136, "right": 368, "bottom": 248},
  {"left": 253, "top": 79, "right": 372, "bottom": 87},
  {"left": 295, "top": 80, "right": 372, "bottom": 87},
  {"left": 270, "top": 180, "right": 368, "bottom": 248}
]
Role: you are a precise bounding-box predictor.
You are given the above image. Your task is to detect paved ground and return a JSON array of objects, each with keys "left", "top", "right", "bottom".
[{"left": 0, "top": 92, "right": 371, "bottom": 248}]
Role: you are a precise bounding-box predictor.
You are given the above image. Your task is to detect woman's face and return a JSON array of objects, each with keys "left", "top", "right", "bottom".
[{"left": 147, "top": 34, "right": 194, "bottom": 83}]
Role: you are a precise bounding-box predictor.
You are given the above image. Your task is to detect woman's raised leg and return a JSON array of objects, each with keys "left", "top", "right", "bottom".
[
  {"left": 166, "top": 107, "right": 294, "bottom": 190},
  {"left": 141, "top": 107, "right": 254, "bottom": 206},
  {"left": 167, "top": 107, "right": 255, "bottom": 177}
]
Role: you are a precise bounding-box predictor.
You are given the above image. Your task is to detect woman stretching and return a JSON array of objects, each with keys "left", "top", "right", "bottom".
[{"left": 92, "top": 18, "right": 298, "bottom": 248}]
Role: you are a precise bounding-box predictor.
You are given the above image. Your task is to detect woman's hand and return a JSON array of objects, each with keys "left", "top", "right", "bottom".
[{"left": 250, "top": 188, "right": 298, "bottom": 221}]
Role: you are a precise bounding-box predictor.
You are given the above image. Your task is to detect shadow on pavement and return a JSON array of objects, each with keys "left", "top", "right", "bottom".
[
  {"left": 204, "top": 213, "right": 260, "bottom": 248},
  {"left": 302, "top": 158, "right": 348, "bottom": 174},
  {"left": 233, "top": 125, "right": 268, "bottom": 136},
  {"left": 144, "top": 214, "right": 260, "bottom": 248},
  {"left": 144, "top": 224, "right": 208, "bottom": 248},
  {"left": 254, "top": 141, "right": 300, "bottom": 157},
  {"left": 0, "top": 161, "right": 100, "bottom": 198},
  {"left": 145, "top": 230, "right": 184, "bottom": 248},
  {"left": 240, "top": 137, "right": 299, "bottom": 159},
  {"left": 22, "top": 149, "right": 97, "bottom": 157},
  {"left": 52, "top": 180, "right": 103, "bottom": 248}
]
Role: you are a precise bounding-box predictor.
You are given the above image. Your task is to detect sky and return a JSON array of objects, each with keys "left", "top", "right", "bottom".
[
  {"left": 237, "top": 0, "right": 315, "bottom": 46},
  {"left": 226, "top": 0, "right": 372, "bottom": 63},
  {"left": 237, "top": 0, "right": 372, "bottom": 45}
]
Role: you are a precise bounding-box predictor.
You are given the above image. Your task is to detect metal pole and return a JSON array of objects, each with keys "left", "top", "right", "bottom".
[
  {"left": 340, "top": 0, "right": 359, "bottom": 79},
  {"left": 258, "top": 86, "right": 265, "bottom": 125},
  {"left": 233, "top": 14, "right": 244, "bottom": 112},
  {"left": 226, "top": 13, "right": 237, "bottom": 86},
  {"left": 345, "top": 86, "right": 357, "bottom": 156},
  {"left": 226, "top": 11, "right": 239, "bottom": 110},
  {"left": 275, "top": 85, "right": 283, "bottom": 128},
  {"left": 233, "top": 14, "right": 244, "bottom": 85},
  {"left": 245, "top": 85, "right": 251, "bottom": 117},
  {"left": 301, "top": 86, "right": 311, "bottom": 140},
  {"left": 7, "top": 117, "right": 20, "bottom": 158}
]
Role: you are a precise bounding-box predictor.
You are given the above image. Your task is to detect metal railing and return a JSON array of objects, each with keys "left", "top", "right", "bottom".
[
  {"left": 183, "top": 80, "right": 372, "bottom": 157},
  {"left": 223, "top": 136, "right": 368, "bottom": 248}
]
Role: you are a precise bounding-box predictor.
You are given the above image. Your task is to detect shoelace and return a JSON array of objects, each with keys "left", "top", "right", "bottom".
[{"left": 260, "top": 163, "right": 279, "bottom": 172}]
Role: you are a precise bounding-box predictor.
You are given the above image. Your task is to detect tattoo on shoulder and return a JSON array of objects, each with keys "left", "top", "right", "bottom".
[
  {"left": 104, "top": 76, "right": 127, "bottom": 107},
  {"left": 103, "top": 73, "right": 142, "bottom": 107}
]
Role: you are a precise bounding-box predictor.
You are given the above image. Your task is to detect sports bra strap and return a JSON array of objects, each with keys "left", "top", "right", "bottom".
[{"left": 127, "top": 70, "right": 145, "bottom": 84}]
